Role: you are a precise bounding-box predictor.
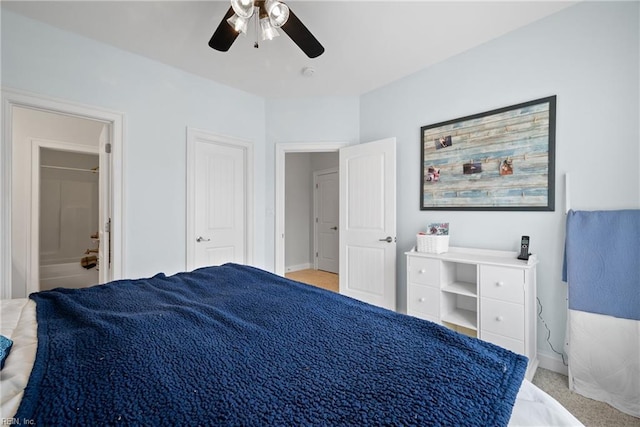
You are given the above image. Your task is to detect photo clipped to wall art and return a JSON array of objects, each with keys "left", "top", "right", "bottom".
[{"left": 420, "top": 96, "right": 556, "bottom": 211}]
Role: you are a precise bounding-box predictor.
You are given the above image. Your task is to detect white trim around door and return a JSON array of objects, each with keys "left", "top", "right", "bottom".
[
  {"left": 274, "top": 142, "right": 350, "bottom": 277},
  {"left": 1, "top": 87, "right": 125, "bottom": 299},
  {"left": 186, "top": 127, "right": 254, "bottom": 271}
]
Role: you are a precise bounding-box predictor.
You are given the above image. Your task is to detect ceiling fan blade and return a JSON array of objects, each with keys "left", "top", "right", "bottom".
[
  {"left": 281, "top": 9, "right": 324, "bottom": 58},
  {"left": 208, "top": 6, "right": 239, "bottom": 52}
]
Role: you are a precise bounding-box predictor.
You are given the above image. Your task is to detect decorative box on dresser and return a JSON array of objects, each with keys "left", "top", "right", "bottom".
[{"left": 405, "top": 246, "right": 539, "bottom": 380}]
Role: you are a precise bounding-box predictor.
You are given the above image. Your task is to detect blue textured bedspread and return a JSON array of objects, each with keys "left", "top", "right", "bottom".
[
  {"left": 18, "top": 264, "right": 527, "bottom": 426},
  {"left": 563, "top": 209, "right": 640, "bottom": 320}
]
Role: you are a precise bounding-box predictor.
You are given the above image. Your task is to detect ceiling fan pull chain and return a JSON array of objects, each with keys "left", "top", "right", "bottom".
[{"left": 254, "top": 6, "right": 260, "bottom": 48}]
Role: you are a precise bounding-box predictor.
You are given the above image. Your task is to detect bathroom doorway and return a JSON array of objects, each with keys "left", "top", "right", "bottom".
[
  {"left": 2, "top": 89, "right": 124, "bottom": 299},
  {"left": 10, "top": 105, "right": 113, "bottom": 296},
  {"left": 37, "top": 146, "right": 100, "bottom": 290}
]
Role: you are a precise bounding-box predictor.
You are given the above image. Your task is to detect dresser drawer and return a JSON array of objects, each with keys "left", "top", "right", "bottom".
[
  {"left": 407, "top": 283, "right": 439, "bottom": 319},
  {"left": 480, "top": 266, "right": 524, "bottom": 304},
  {"left": 481, "top": 331, "right": 525, "bottom": 355},
  {"left": 407, "top": 257, "right": 440, "bottom": 286},
  {"left": 480, "top": 298, "right": 524, "bottom": 340}
]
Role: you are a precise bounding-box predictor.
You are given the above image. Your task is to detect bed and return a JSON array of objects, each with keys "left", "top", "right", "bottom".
[{"left": 1, "top": 263, "right": 582, "bottom": 426}]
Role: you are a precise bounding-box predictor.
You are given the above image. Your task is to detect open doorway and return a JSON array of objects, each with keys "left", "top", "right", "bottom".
[
  {"left": 38, "top": 146, "right": 101, "bottom": 290},
  {"left": 275, "top": 139, "right": 397, "bottom": 309},
  {"left": 275, "top": 142, "right": 348, "bottom": 292},
  {"left": 1, "top": 89, "right": 123, "bottom": 299},
  {"left": 13, "top": 107, "right": 108, "bottom": 295},
  {"left": 282, "top": 152, "right": 338, "bottom": 292}
]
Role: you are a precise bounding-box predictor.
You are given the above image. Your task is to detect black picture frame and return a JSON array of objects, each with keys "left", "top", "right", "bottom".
[{"left": 420, "top": 96, "right": 556, "bottom": 211}]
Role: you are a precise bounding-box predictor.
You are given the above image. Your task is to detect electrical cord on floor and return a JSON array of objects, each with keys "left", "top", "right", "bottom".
[{"left": 537, "top": 297, "right": 568, "bottom": 366}]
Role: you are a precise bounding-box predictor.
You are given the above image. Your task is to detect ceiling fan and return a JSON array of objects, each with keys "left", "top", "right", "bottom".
[{"left": 208, "top": 0, "right": 324, "bottom": 58}]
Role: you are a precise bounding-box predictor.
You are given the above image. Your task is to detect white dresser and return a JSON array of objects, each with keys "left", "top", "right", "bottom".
[{"left": 405, "top": 246, "right": 539, "bottom": 380}]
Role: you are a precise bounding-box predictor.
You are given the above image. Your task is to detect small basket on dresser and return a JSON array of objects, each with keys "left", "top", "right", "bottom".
[{"left": 416, "top": 234, "right": 450, "bottom": 254}]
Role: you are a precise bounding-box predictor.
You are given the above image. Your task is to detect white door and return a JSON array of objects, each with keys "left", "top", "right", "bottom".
[
  {"left": 315, "top": 169, "right": 339, "bottom": 273},
  {"left": 339, "top": 138, "right": 396, "bottom": 310},
  {"left": 98, "top": 124, "right": 112, "bottom": 284},
  {"left": 187, "top": 129, "right": 252, "bottom": 270}
]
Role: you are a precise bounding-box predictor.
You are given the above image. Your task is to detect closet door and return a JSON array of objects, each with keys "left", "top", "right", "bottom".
[{"left": 186, "top": 129, "right": 253, "bottom": 270}]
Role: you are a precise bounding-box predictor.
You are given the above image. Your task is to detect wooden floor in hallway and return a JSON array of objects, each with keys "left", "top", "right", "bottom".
[{"left": 285, "top": 269, "right": 339, "bottom": 293}]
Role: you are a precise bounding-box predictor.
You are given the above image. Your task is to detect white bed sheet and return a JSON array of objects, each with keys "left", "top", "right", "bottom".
[
  {"left": 0, "top": 298, "right": 583, "bottom": 426},
  {"left": 1, "top": 298, "right": 37, "bottom": 421},
  {"left": 567, "top": 308, "right": 640, "bottom": 417}
]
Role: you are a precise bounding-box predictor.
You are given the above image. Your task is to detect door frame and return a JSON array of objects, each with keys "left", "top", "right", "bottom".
[
  {"left": 313, "top": 167, "right": 339, "bottom": 271},
  {"left": 1, "top": 87, "right": 125, "bottom": 299},
  {"left": 185, "top": 127, "right": 254, "bottom": 271},
  {"left": 274, "top": 142, "right": 349, "bottom": 276}
]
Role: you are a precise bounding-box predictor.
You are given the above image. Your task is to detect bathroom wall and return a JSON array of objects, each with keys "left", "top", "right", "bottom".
[{"left": 40, "top": 148, "right": 99, "bottom": 266}]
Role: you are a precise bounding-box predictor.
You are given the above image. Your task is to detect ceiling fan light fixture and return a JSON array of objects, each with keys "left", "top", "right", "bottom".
[
  {"left": 260, "top": 17, "right": 280, "bottom": 41},
  {"left": 210, "top": 1, "right": 324, "bottom": 58},
  {"left": 227, "top": 14, "right": 249, "bottom": 34},
  {"left": 265, "top": 0, "right": 289, "bottom": 28},
  {"left": 230, "top": 0, "right": 255, "bottom": 19}
]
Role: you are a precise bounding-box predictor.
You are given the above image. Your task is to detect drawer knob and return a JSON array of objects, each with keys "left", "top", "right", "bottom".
[
  {"left": 496, "top": 281, "right": 504, "bottom": 287},
  {"left": 496, "top": 315, "right": 504, "bottom": 322},
  {"left": 419, "top": 269, "right": 426, "bottom": 274},
  {"left": 419, "top": 297, "right": 426, "bottom": 302}
]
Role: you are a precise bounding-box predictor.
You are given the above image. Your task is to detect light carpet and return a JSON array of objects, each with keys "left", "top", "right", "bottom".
[{"left": 532, "top": 368, "right": 639, "bottom": 427}]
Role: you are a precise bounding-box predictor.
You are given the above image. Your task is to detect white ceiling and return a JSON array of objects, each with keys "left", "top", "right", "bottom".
[{"left": 2, "top": 1, "right": 577, "bottom": 98}]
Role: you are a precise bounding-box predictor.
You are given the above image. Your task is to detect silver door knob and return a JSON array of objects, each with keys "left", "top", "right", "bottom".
[
  {"left": 196, "top": 236, "right": 211, "bottom": 242},
  {"left": 378, "top": 236, "right": 393, "bottom": 243}
]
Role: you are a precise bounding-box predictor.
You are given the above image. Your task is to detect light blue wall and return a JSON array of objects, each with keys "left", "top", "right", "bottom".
[
  {"left": 1, "top": 10, "right": 267, "bottom": 280},
  {"left": 3, "top": 2, "right": 638, "bottom": 366},
  {"left": 1, "top": 10, "right": 360, "bottom": 279},
  {"left": 264, "top": 97, "right": 360, "bottom": 270},
  {"left": 360, "top": 1, "right": 640, "bottom": 364}
]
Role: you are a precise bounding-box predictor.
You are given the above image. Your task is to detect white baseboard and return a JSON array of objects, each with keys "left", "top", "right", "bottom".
[
  {"left": 285, "top": 263, "right": 312, "bottom": 273},
  {"left": 538, "top": 349, "right": 568, "bottom": 375}
]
